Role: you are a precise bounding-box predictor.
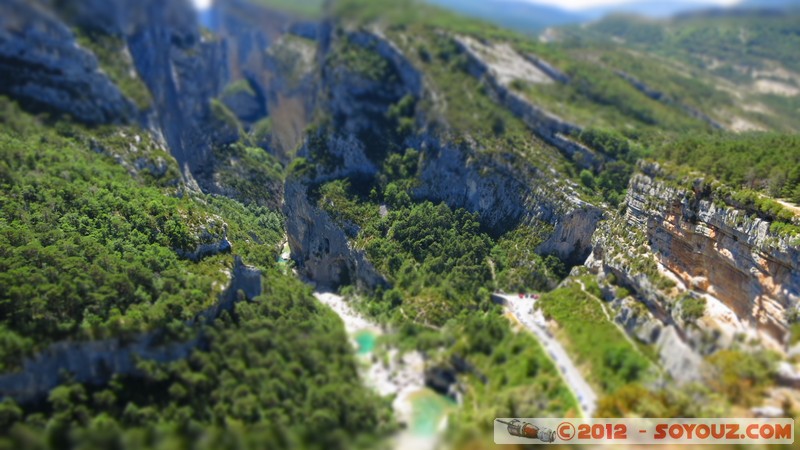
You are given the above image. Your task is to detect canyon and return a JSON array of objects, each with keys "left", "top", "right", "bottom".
[{"left": 0, "top": 0, "right": 798, "bottom": 420}]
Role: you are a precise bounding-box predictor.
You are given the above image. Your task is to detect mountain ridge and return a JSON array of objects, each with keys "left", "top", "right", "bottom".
[{"left": 0, "top": 0, "right": 798, "bottom": 447}]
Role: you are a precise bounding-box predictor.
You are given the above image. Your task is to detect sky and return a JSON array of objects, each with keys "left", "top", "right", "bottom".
[
  {"left": 520, "top": 0, "right": 739, "bottom": 11},
  {"left": 192, "top": 0, "right": 212, "bottom": 10}
]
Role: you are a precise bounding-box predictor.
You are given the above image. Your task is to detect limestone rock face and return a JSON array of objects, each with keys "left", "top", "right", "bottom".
[
  {"left": 283, "top": 27, "right": 605, "bottom": 286},
  {"left": 634, "top": 172, "right": 798, "bottom": 343},
  {"left": 610, "top": 296, "right": 705, "bottom": 382},
  {"left": 539, "top": 205, "right": 604, "bottom": 266},
  {"left": 591, "top": 166, "right": 800, "bottom": 351},
  {"left": 281, "top": 28, "right": 417, "bottom": 287},
  {"left": 261, "top": 32, "right": 320, "bottom": 158},
  {"left": 221, "top": 82, "right": 266, "bottom": 124},
  {"left": 321, "top": 29, "right": 423, "bottom": 158},
  {"left": 127, "top": 7, "right": 230, "bottom": 174},
  {"left": 413, "top": 140, "right": 602, "bottom": 264},
  {"left": 178, "top": 229, "right": 233, "bottom": 262},
  {"left": 206, "top": 0, "right": 323, "bottom": 159},
  {"left": 284, "top": 178, "right": 387, "bottom": 291},
  {"left": 0, "top": 0, "right": 135, "bottom": 124},
  {"left": 413, "top": 143, "right": 534, "bottom": 234},
  {"left": 453, "top": 35, "right": 601, "bottom": 170},
  {"left": 54, "top": 0, "right": 230, "bottom": 179},
  {"left": 0, "top": 256, "right": 261, "bottom": 404},
  {"left": 200, "top": 2, "right": 321, "bottom": 158}
]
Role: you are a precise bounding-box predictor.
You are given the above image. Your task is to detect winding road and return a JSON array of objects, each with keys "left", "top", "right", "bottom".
[{"left": 494, "top": 293, "right": 598, "bottom": 417}]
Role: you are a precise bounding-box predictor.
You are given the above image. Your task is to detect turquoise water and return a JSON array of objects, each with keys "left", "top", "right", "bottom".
[
  {"left": 354, "top": 330, "right": 377, "bottom": 355},
  {"left": 409, "top": 389, "right": 456, "bottom": 436}
]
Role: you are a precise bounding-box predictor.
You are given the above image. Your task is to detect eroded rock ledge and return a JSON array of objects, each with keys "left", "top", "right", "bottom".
[
  {"left": 591, "top": 165, "right": 799, "bottom": 356},
  {"left": 0, "top": 256, "right": 261, "bottom": 405}
]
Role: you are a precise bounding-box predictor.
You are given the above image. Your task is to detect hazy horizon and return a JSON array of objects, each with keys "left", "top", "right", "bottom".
[{"left": 515, "top": 0, "right": 739, "bottom": 12}]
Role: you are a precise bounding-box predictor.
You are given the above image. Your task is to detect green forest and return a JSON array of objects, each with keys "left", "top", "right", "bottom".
[
  {"left": 1, "top": 0, "right": 800, "bottom": 448},
  {"left": 0, "top": 98, "right": 285, "bottom": 369},
  {"left": 0, "top": 97, "right": 392, "bottom": 449},
  {"left": 0, "top": 272, "right": 393, "bottom": 450}
]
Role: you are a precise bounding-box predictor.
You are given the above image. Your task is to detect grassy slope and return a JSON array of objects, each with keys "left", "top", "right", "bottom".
[
  {"left": 249, "top": 0, "right": 326, "bottom": 18},
  {"left": 336, "top": 1, "right": 718, "bottom": 134},
  {"left": 537, "top": 280, "right": 654, "bottom": 393},
  {"left": 563, "top": 13, "right": 800, "bottom": 132}
]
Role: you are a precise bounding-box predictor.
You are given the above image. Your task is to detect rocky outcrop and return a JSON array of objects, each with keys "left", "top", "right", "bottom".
[
  {"left": 284, "top": 177, "right": 387, "bottom": 290},
  {"left": 282, "top": 100, "right": 387, "bottom": 288},
  {"left": 209, "top": 0, "right": 320, "bottom": 157},
  {"left": 522, "top": 53, "right": 570, "bottom": 84},
  {"left": 322, "top": 29, "right": 423, "bottom": 161},
  {"left": 284, "top": 28, "right": 604, "bottom": 285},
  {"left": 615, "top": 70, "right": 666, "bottom": 102},
  {"left": 0, "top": 0, "right": 135, "bottom": 124},
  {"left": 178, "top": 233, "right": 232, "bottom": 262},
  {"left": 197, "top": 256, "right": 262, "bottom": 321},
  {"left": 281, "top": 28, "right": 423, "bottom": 285},
  {"left": 610, "top": 296, "right": 705, "bottom": 382},
  {"left": 539, "top": 204, "right": 604, "bottom": 266},
  {"left": 261, "top": 33, "right": 319, "bottom": 158},
  {"left": 413, "top": 139, "right": 602, "bottom": 263},
  {"left": 634, "top": 170, "right": 798, "bottom": 344},
  {"left": 220, "top": 80, "right": 267, "bottom": 124},
  {"left": 0, "top": 256, "right": 261, "bottom": 405},
  {"left": 52, "top": 0, "right": 231, "bottom": 181},
  {"left": 298, "top": 130, "right": 603, "bottom": 275},
  {"left": 208, "top": 0, "right": 293, "bottom": 84},
  {"left": 128, "top": 5, "right": 230, "bottom": 175},
  {"left": 454, "top": 36, "right": 602, "bottom": 170},
  {"left": 0, "top": 332, "right": 200, "bottom": 405},
  {"left": 591, "top": 165, "right": 800, "bottom": 351},
  {"left": 413, "top": 143, "right": 535, "bottom": 234}
]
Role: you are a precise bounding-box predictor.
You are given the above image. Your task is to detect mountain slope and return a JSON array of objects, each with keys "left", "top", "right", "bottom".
[
  {"left": 556, "top": 10, "right": 800, "bottom": 132},
  {"left": 0, "top": 0, "right": 798, "bottom": 448},
  {"left": 425, "top": 0, "right": 586, "bottom": 32}
]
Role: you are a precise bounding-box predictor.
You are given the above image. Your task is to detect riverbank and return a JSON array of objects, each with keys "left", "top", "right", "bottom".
[{"left": 313, "top": 292, "right": 453, "bottom": 449}]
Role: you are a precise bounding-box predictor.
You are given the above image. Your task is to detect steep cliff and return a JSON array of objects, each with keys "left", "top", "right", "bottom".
[
  {"left": 0, "top": 256, "right": 262, "bottom": 405},
  {"left": 49, "top": 0, "right": 234, "bottom": 188},
  {"left": 454, "top": 35, "right": 603, "bottom": 170},
  {"left": 284, "top": 177, "right": 387, "bottom": 290},
  {"left": 282, "top": 27, "right": 419, "bottom": 284},
  {"left": 413, "top": 139, "right": 602, "bottom": 264},
  {"left": 0, "top": 0, "right": 136, "bottom": 124},
  {"left": 589, "top": 164, "right": 800, "bottom": 354},
  {"left": 208, "top": 0, "right": 320, "bottom": 158},
  {"left": 282, "top": 24, "right": 604, "bottom": 286}
]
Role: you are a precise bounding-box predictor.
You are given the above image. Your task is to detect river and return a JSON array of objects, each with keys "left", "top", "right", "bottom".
[{"left": 314, "top": 292, "right": 454, "bottom": 450}]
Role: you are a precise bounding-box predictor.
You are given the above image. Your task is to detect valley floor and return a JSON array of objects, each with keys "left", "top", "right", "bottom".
[{"left": 314, "top": 292, "right": 453, "bottom": 450}]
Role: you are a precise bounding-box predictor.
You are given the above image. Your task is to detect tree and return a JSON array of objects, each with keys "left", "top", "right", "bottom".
[{"left": 580, "top": 169, "right": 595, "bottom": 189}]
